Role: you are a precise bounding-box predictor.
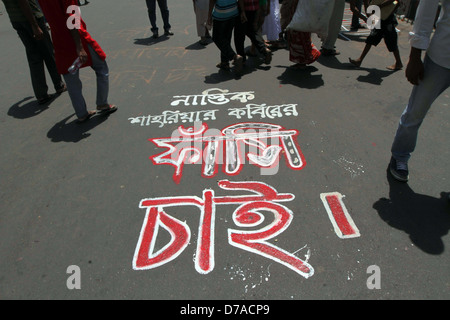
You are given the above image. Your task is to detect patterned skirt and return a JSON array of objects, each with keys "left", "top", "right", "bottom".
[{"left": 286, "top": 30, "right": 321, "bottom": 65}]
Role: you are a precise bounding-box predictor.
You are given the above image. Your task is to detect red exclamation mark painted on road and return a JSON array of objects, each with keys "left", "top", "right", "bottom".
[{"left": 320, "top": 192, "right": 360, "bottom": 239}]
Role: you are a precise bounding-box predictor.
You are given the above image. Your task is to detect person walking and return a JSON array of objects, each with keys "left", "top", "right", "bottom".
[
  {"left": 145, "top": 0, "right": 173, "bottom": 38},
  {"left": 38, "top": 0, "right": 117, "bottom": 123},
  {"left": 280, "top": 0, "right": 321, "bottom": 69},
  {"left": 193, "top": 0, "right": 211, "bottom": 45},
  {"left": 2, "top": 0, "right": 66, "bottom": 104},
  {"left": 208, "top": 0, "right": 245, "bottom": 75},
  {"left": 389, "top": 0, "right": 450, "bottom": 182},
  {"left": 234, "top": 0, "right": 272, "bottom": 65},
  {"left": 320, "top": 0, "right": 346, "bottom": 56},
  {"left": 349, "top": 0, "right": 403, "bottom": 70},
  {"left": 351, "top": 0, "right": 364, "bottom": 30}
]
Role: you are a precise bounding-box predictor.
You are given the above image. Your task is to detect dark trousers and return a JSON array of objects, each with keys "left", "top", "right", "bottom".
[
  {"left": 352, "top": 0, "right": 363, "bottom": 27},
  {"left": 234, "top": 10, "right": 267, "bottom": 59},
  {"left": 12, "top": 17, "right": 64, "bottom": 100},
  {"left": 145, "top": 0, "right": 171, "bottom": 32},
  {"left": 212, "top": 17, "right": 237, "bottom": 64}
]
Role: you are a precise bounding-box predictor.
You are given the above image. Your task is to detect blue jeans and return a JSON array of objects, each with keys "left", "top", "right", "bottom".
[
  {"left": 145, "top": 0, "right": 171, "bottom": 33},
  {"left": 391, "top": 55, "right": 450, "bottom": 162},
  {"left": 63, "top": 45, "right": 109, "bottom": 119}
]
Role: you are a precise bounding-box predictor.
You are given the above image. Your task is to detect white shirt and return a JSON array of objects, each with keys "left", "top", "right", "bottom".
[{"left": 409, "top": 0, "right": 450, "bottom": 69}]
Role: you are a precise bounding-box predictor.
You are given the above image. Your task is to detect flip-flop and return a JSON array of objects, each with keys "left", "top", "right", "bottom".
[
  {"left": 56, "top": 84, "right": 67, "bottom": 94},
  {"left": 76, "top": 110, "right": 96, "bottom": 124},
  {"left": 386, "top": 65, "right": 403, "bottom": 71},
  {"left": 38, "top": 94, "right": 55, "bottom": 105},
  {"left": 97, "top": 104, "right": 118, "bottom": 115}
]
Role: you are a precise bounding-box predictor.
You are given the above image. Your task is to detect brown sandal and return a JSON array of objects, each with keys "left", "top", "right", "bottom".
[
  {"left": 97, "top": 104, "right": 118, "bottom": 114},
  {"left": 76, "top": 110, "right": 96, "bottom": 124}
]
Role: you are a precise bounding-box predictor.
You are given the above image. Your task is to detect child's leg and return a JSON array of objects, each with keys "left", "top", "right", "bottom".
[
  {"left": 387, "top": 49, "right": 403, "bottom": 70},
  {"left": 383, "top": 15, "right": 403, "bottom": 70},
  {"left": 349, "top": 43, "right": 372, "bottom": 67}
]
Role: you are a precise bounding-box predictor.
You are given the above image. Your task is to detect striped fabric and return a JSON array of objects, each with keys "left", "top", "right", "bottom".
[{"left": 212, "top": 0, "right": 239, "bottom": 21}]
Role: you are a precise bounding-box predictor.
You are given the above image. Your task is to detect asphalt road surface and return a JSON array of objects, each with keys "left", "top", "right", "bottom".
[{"left": 0, "top": 1, "right": 449, "bottom": 302}]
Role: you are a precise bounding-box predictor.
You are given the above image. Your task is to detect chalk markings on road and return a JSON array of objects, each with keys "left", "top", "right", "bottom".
[{"left": 320, "top": 192, "right": 360, "bottom": 239}]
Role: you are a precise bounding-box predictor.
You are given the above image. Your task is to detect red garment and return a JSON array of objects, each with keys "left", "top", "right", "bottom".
[
  {"left": 286, "top": 30, "right": 321, "bottom": 65},
  {"left": 244, "top": 0, "right": 259, "bottom": 11},
  {"left": 38, "top": 0, "right": 106, "bottom": 74}
]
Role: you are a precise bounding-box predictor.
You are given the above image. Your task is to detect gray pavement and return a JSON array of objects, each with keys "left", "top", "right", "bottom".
[{"left": 0, "top": 0, "right": 449, "bottom": 301}]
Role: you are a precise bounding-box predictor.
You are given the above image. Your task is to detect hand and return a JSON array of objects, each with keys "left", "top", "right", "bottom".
[
  {"left": 241, "top": 12, "right": 247, "bottom": 24},
  {"left": 77, "top": 47, "right": 88, "bottom": 65},
  {"left": 32, "top": 25, "right": 44, "bottom": 40},
  {"left": 405, "top": 57, "right": 424, "bottom": 85},
  {"left": 405, "top": 48, "right": 424, "bottom": 85}
]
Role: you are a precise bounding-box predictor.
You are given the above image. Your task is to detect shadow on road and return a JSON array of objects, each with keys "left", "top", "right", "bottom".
[
  {"left": 276, "top": 65, "right": 324, "bottom": 89},
  {"left": 47, "top": 113, "right": 110, "bottom": 143},
  {"left": 354, "top": 67, "right": 399, "bottom": 85},
  {"left": 8, "top": 96, "right": 55, "bottom": 119},
  {"left": 373, "top": 168, "right": 450, "bottom": 255},
  {"left": 134, "top": 35, "right": 170, "bottom": 46}
]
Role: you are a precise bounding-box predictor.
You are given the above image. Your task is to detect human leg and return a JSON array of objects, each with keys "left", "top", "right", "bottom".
[
  {"left": 213, "top": 18, "right": 243, "bottom": 74},
  {"left": 351, "top": 0, "right": 363, "bottom": 29},
  {"left": 391, "top": 55, "right": 450, "bottom": 167},
  {"left": 233, "top": 15, "right": 246, "bottom": 60},
  {"left": 321, "top": 0, "right": 345, "bottom": 54},
  {"left": 13, "top": 21, "right": 49, "bottom": 101},
  {"left": 349, "top": 26, "right": 383, "bottom": 67},
  {"left": 145, "top": 0, "right": 158, "bottom": 34},
  {"left": 63, "top": 69, "right": 90, "bottom": 120},
  {"left": 157, "top": 0, "right": 172, "bottom": 34},
  {"left": 87, "top": 45, "right": 110, "bottom": 109},
  {"left": 244, "top": 10, "right": 271, "bottom": 63},
  {"left": 287, "top": 30, "right": 321, "bottom": 66},
  {"left": 383, "top": 18, "right": 403, "bottom": 70},
  {"left": 35, "top": 17, "right": 65, "bottom": 92}
]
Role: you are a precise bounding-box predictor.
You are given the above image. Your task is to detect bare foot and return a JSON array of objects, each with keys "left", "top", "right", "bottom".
[
  {"left": 349, "top": 58, "right": 362, "bottom": 68},
  {"left": 387, "top": 63, "right": 403, "bottom": 71}
]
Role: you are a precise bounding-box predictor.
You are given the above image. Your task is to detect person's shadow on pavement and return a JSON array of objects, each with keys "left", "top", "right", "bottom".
[
  {"left": 373, "top": 168, "right": 450, "bottom": 255},
  {"left": 8, "top": 96, "right": 56, "bottom": 119},
  {"left": 47, "top": 113, "right": 110, "bottom": 143}
]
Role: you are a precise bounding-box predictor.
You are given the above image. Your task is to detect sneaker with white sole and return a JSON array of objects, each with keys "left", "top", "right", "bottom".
[{"left": 389, "top": 156, "right": 409, "bottom": 182}]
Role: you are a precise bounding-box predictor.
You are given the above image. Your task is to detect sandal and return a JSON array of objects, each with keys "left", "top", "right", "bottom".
[
  {"left": 97, "top": 104, "right": 118, "bottom": 115},
  {"left": 38, "top": 94, "right": 55, "bottom": 105},
  {"left": 56, "top": 84, "right": 67, "bottom": 94},
  {"left": 216, "top": 62, "right": 230, "bottom": 70},
  {"left": 76, "top": 110, "right": 96, "bottom": 124}
]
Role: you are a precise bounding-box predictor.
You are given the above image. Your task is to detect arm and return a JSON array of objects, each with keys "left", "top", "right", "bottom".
[
  {"left": 17, "top": 0, "right": 43, "bottom": 40},
  {"left": 238, "top": 0, "right": 247, "bottom": 23},
  {"left": 207, "top": 0, "right": 215, "bottom": 26},
  {"left": 405, "top": 0, "right": 440, "bottom": 85},
  {"left": 63, "top": 0, "right": 88, "bottom": 64},
  {"left": 406, "top": 47, "right": 424, "bottom": 85},
  {"left": 69, "top": 28, "right": 88, "bottom": 64},
  {"left": 350, "top": 0, "right": 368, "bottom": 22}
]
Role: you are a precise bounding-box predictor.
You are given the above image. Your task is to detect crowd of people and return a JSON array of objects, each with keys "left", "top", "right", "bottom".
[{"left": 1, "top": 0, "right": 449, "bottom": 185}]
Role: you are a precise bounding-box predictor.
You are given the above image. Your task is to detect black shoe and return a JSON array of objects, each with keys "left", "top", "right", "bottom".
[
  {"left": 164, "top": 29, "right": 174, "bottom": 36},
  {"left": 389, "top": 157, "right": 409, "bottom": 182},
  {"left": 152, "top": 30, "right": 159, "bottom": 38}
]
